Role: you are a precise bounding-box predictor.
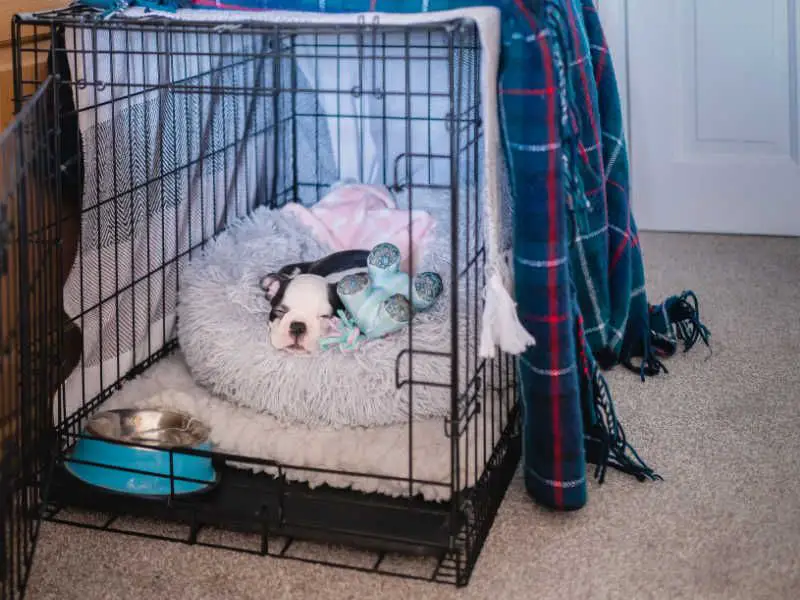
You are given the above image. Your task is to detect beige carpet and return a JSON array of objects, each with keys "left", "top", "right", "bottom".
[{"left": 26, "top": 232, "right": 800, "bottom": 600}]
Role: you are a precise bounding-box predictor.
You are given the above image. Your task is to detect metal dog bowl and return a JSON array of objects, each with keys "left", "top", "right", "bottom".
[{"left": 64, "top": 408, "right": 219, "bottom": 497}]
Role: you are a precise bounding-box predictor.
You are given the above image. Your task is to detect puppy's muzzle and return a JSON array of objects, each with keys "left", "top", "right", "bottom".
[{"left": 289, "top": 321, "right": 307, "bottom": 341}]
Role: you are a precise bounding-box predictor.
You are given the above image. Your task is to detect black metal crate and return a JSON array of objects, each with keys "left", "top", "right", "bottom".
[
  {"left": 7, "top": 4, "right": 520, "bottom": 590},
  {"left": 1, "top": 75, "right": 64, "bottom": 600}
]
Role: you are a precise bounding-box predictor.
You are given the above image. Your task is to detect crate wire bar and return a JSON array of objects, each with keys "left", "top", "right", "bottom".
[
  {"left": 0, "top": 77, "right": 63, "bottom": 600},
  {"left": 8, "top": 4, "right": 520, "bottom": 588}
]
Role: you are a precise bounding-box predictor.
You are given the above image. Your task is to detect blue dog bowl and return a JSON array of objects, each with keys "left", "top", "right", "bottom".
[{"left": 64, "top": 408, "right": 219, "bottom": 497}]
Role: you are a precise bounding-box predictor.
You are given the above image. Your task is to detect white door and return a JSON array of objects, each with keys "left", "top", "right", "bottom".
[{"left": 603, "top": 0, "right": 800, "bottom": 236}]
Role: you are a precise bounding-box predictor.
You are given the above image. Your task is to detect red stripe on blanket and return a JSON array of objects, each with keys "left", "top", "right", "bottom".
[
  {"left": 577, "top": 141, "right": 594, "bottom": 170},
  {"left": 608, "top": 178, "right": 626, "bottom": 194},
  {"left": 577, "top": 314, "right": 590, "bottom": 379},
  {"left": 521, "top": 312, "right": 570, "bottom": 324},
  {"left": 593, "top": 42, "right": 608, "bottom": 88},
  {"left": 514, "top": 0, "right": 565, "bottom": 509},
  {"left": 608, "top": 179, "right": 633, "bottom": 271},
  {"left": 609, "top": 229, "right": 630, "bottom": 271},
  {"left": 585, "top": 184, "right": 602, "bottom": 197},
  {"left": 501, "top": 87, "right": 556, "bottom": 96}
]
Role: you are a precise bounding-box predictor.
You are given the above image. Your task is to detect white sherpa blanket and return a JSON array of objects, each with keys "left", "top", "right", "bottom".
[
  {"left": 102, "top": 351, "right": 513, "bottom": 501},
  {"left": 53, "top": 5, "right": 532, "bottom": 423},
  {"left": 178, "top": 187, "right": 470, "bottom": 428}
]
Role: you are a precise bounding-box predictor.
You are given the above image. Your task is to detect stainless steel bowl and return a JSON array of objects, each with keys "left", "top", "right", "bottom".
[
  {"left": 86, "top": 409, "right": 210, "bottom": 449},
  {"left": 66, "top": 408, "right": 218, "bottom": 497}
]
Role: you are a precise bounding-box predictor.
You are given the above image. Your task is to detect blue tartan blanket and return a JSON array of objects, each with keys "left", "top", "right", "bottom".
[{"left": 82, "top": 0, "right": 710, "bottom": 511}]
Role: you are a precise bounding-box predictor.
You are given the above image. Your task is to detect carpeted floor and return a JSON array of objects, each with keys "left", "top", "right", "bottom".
[{"left": 26, "top": 232, "right": 800, "bottom": 600}]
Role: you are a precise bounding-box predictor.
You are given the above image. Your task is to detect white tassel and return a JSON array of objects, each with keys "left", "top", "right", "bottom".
[{"left": 479, "top": 273, "right": 536, "bottom": 359}]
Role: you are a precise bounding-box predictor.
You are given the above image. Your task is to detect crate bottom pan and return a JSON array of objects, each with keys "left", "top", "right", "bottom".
[{"left": 41, "top": 412, "right": 520, "bottom": 586}]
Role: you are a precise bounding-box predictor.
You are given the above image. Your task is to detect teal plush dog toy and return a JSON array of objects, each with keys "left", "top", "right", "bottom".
[{"left": 321, "top": 243, "right": 443, "bottom": 350}]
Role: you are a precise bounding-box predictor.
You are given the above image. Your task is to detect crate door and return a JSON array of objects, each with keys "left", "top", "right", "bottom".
[{"left": 0, "top": 76, "right": 60, "bottom": 600}]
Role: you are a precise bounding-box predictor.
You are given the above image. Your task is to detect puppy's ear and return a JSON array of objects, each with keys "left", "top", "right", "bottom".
[
  {"left": 259, "top": 273, "right": 287, "bottom": 303},
  {"left": 278, "top": 260, "right": 311, "bottom": 278}
]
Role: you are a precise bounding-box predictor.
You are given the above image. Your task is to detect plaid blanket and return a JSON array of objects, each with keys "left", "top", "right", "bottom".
[
  {"left": 84, "top": 0, "right": 710, "bottom": 510},
  {"left": 503, "top": 0, "right": 709, "bottom": 510}
]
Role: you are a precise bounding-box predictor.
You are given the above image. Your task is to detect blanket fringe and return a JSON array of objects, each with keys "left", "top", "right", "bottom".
[
  {"left": 479, "top": 273, "right": 536, "bottom": 359},
  {"left": 591, "top": 369, "right": 662, "bottom": 484},
  {"left": 622, "top": 330, "right": 668, "bottom": 382},
  {"left": 667, "top": 290, "right": 711, "bottom": 354},
  {"left": 624, "top": 290, "right": 711, "bottom": 380}
]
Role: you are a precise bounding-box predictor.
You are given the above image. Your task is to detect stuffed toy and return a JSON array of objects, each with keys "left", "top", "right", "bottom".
[{"left": 320, "top": 242, "right": 443, "bottom": 350}]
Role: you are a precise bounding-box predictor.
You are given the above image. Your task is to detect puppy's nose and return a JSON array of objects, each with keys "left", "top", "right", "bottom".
[{"left": 289, "top": 321, "right": 307, "bottom": 337}]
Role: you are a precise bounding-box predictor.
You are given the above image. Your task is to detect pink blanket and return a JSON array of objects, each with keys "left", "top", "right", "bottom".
[{"left": 282, "top": 183, "right": 437, "bottom": 274}]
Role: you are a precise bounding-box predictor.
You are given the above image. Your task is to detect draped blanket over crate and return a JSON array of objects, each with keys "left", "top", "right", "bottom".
[{"left": 69, "top": 0, "right": 711, "bottom": 511}]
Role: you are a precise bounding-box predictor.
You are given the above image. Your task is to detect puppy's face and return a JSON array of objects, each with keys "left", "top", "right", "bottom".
[{"left": 260, "top": 273, "right": 335, "bottom": 354}]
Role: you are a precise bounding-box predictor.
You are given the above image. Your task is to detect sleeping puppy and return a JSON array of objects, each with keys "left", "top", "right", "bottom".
[{"left": 259, "top": 250, "right": 369, "bottom": 353}]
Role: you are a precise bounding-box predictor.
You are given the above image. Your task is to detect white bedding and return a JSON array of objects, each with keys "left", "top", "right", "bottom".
[{"left": 102, "top": 351, "right": 514, "bottom": 502}]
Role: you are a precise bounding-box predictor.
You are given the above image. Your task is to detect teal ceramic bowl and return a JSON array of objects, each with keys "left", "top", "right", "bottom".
[{"left": 64, "top": 408, "right": 219, "bottom": 497}]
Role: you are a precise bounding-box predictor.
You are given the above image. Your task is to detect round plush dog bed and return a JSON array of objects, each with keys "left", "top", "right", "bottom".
[{"left": 177, "top": 189, "right": 470, "bottom": 429}]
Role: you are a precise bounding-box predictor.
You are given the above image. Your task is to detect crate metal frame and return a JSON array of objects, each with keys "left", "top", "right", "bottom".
[
  {"left": 1, "top": 75, "right": 64, "bottom": 600},
  {"left": 4, "top": 5, "right": 521, "bottom": 592}
]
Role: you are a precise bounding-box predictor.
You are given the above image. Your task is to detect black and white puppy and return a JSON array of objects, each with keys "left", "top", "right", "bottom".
[{"left": 259, "top": 250, "right": 369, "bottom": 353}]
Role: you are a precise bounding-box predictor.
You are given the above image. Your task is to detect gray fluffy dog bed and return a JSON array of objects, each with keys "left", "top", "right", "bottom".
[{"left": 177, "top": 188, "right": 473, "bottom": 428}]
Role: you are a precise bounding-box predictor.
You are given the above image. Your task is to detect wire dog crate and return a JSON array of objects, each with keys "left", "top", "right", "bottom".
[{"left": 3, "top": 4, "right": 520, "bottom": 592}]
